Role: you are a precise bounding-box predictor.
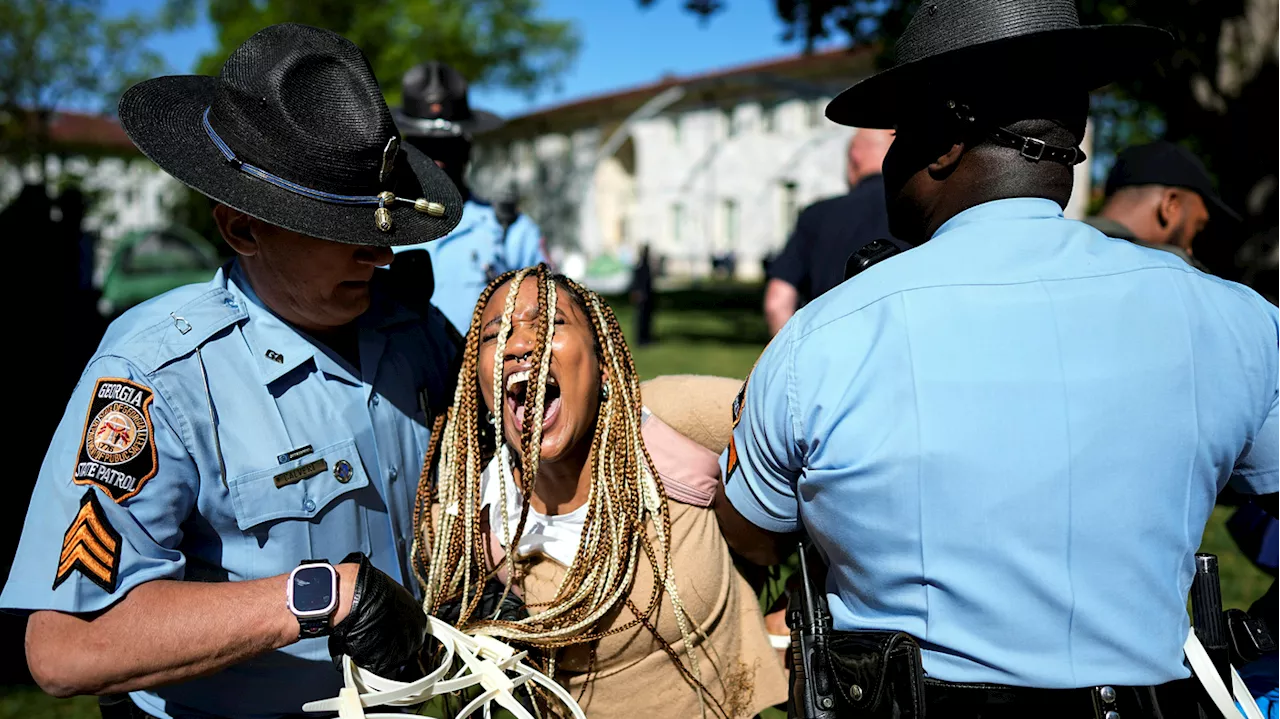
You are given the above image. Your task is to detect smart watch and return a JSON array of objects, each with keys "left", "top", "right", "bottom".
[{"left": 287, "top": 559, "right": 338, "bottom": 639}]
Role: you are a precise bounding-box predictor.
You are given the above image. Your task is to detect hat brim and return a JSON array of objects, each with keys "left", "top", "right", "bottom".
[
  {"left": 118, "top": 75, "right": 462, "bottom": 248},
  {"left": 393, "top": 107, "right": 505, "bottom": 138},
  {"left": 827, "top": 25, "right": 1174, "bottom": 128},
  {"left": 1204, "top": 191, "right": 1242, "bottom": 224}
]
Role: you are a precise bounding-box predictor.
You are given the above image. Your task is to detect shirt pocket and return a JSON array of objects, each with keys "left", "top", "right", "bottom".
[{"left": 226, "top": 438, "right": 372, "bottom": 576}]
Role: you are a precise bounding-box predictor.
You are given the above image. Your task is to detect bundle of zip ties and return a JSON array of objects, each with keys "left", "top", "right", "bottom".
[{"left": 302, "top": 615, "right": 585, "bottom": 719}]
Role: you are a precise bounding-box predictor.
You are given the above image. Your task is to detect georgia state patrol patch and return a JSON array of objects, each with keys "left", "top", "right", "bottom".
[
  {"left": 54, "top": 489, "right": 122, "bottom": 593},
  {"left": 73, "top": 378, "right": 158, "bottom": 503}
]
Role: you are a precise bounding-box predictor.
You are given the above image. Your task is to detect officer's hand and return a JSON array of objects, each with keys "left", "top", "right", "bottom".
[{"left": 328, "top": 553, "right": 428, "bottom": 680}]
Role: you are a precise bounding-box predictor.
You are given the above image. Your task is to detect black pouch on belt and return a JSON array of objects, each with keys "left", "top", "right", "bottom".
[{"left": 824, "top": 630, "right": 926, "bottom": 719}]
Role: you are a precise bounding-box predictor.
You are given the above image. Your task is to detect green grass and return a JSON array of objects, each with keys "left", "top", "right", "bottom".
[{"left": 3, "top": 283, "right": 1271, "bottom": 718}]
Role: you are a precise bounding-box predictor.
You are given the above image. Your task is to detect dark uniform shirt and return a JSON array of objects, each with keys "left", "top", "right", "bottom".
[{"left": 768, "top": 174, "right": 901, "bottom": 305}]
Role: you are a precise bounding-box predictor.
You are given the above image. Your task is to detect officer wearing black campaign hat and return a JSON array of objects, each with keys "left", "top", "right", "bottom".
[
  {"left": 390, "top": 61, "right": 550, "bottom": 332},
  {"left": 1087, "top": 141, "right": 1240, "bottom": 271},
  {"left": 714, "top": 2, "right": 1278, "bottom": 717},
  {"left": 2, "top": 24, "right": 463, "bottom": 718}
]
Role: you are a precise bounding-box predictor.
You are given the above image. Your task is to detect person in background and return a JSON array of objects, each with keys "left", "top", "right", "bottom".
[
  {"left": 392, "top": 61, "right": 549, "bottom": 332},
  {"left": 1086, "top": 141, "right": 1240, "bottom": 272},
  {"left": 1, "top": 24, "right": 461, "bottom": 718},
  {"left": 630, "top": 243, "right": 655, "bottom": 346},
  {"left": 764, "top": 128, "right": 902, "bottom": 336}
]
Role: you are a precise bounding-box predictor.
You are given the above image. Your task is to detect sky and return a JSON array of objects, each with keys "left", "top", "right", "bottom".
[{"left": 106, "top": 0, "right": 839, "bottom": 119}]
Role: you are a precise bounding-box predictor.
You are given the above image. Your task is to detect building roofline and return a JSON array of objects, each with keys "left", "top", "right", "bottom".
[{"left": 491, "top": 43, "right": 877, "bottom": 134}]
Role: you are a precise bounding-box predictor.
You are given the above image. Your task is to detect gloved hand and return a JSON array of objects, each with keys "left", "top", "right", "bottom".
[
  {"left": 329, "top": 552, "right": 428, "bottom": 679},
  {"left": 434, "top": 576, "right": 529, "bottom": 627}
]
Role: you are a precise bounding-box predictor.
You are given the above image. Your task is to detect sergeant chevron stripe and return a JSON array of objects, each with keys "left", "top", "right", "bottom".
[{"left": 54, "top": 489, "right": 122, "bottom": 593}]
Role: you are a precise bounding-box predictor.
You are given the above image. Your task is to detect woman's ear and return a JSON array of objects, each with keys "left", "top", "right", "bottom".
[{"left": 212, "top": 204, "right": 258, "bottom": 257}]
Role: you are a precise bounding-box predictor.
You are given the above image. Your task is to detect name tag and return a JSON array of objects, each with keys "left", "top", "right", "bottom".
[
  {"left": 277, "top": 444, "right": 314, "bottom": 465},
  {"left": 274, "top": 459, "right": 328, "bottom": 489}
]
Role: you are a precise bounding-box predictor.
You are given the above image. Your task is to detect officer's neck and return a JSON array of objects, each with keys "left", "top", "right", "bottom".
[{"left": 917, "top": 155, "right": 1071, "bottom": 242}]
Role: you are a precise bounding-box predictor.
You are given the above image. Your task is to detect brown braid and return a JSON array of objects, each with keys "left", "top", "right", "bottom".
[{"left": 411, "top": 265, "right": 726, "bottom": 718}]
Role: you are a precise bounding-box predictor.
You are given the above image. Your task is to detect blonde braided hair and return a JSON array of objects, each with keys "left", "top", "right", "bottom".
[{"left": 411, "top": 265, "right": 723, "bottom": 717}]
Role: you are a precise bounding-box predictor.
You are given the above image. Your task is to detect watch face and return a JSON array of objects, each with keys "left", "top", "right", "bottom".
[{"left": 290, "top": 566, "right": 335, "bottom": 615}]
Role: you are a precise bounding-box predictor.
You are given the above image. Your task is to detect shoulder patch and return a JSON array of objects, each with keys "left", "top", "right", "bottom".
[
  {"left": 73, "top": 378, "right": 158, "bottom": 503},
  {"left": 54, "top": 489, "right": 122, "bottom": 593},
  {"left": 732, "top": 376, "right": 748, "bottom": 429},
  {"left": 727, "top": 375, "right": 750, "bottom": 482}
]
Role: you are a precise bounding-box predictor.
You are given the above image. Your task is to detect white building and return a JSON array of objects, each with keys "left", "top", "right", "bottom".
[
  {"left": 0, "top": 111, "right": 183, "bottom": 284},
  {"left": 471, "top": 48, "right": 1093, "bottom": 282}
]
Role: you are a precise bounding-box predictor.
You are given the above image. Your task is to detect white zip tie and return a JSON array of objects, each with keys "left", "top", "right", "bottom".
[{"left": 302, "top": 616, "right": 585, "bottom": 719}]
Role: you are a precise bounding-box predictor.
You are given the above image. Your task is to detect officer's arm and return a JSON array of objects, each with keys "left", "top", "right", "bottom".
[
  {"left": 715, "top": 328, "right": 805, "bottom": 565},
  {"left": 1228, "top": 297, "right": 1279, "bottom": 519},
  {"left": 714, "top": 481, "right": 797, "bottom": 566},
  {"left": 27, "top": 566, "right": 359, "bottom": 697}
]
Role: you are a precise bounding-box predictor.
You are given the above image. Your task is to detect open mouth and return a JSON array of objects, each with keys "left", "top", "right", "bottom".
[{"left": 504, "top": 368, "right": 562, "bottom": 433}]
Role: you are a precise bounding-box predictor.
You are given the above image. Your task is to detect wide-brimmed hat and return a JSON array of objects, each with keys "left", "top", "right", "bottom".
[
  {"left": 393, "top": 62, "right": 504, "bottom": 139},
  {"left": 827, "top": 0, "right": 1174, "bottom": 129},
  {"left": 118, "top": 23, "right": 461, "bottom": 247}
]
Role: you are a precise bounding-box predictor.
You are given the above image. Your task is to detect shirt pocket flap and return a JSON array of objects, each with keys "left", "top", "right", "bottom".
[{"left": 227, "top": 439, "right": 369, "bottom": 531}]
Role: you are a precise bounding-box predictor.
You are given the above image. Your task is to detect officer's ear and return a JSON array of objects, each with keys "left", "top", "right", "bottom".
[
  {"left": 212, "top": 204, "right": 259, "bottom": 258},
  {"left": 927, "top": 142, "right": 966, "bottom": 179}
]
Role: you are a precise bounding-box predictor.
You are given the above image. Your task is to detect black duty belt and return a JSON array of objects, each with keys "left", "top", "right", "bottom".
[
  {"left": 800, "top": 629, "right": 1212, "bottom": 719},
  {"left": 922, "top": 676, "right": 1209, "bottom": 719}
]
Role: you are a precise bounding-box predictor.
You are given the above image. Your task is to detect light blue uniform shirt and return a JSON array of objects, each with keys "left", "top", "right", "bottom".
[
  {"left": 2, "top": 262, "right": 456, "bottom": 718},
  {"left": 724, "top": 198, "right": 1279, "bottom": 688},
  {"left": 393, "top": 196, "right": 547, "bottom": 332}
]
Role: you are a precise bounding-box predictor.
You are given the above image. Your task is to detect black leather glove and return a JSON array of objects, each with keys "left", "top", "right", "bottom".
[
  {"left": 434, "top": 576, "right": 529, "bottom": 627},
  {"left": 329, "top": 552, "right": 428, "bottom": 679}
]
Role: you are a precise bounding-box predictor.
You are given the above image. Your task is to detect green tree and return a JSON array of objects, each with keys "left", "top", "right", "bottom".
[
  {"left": 0, "top": 0, "right": 196, "bottom": 178},
  {"left": 198, "top": 0, "right": 580, "bottom": 105},
  {"left": 651, "top": 0, "right": 1279, "bottom": 282}
]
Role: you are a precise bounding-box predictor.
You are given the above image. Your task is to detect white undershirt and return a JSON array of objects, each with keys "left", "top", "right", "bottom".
[{"left": 473, "top": 407, "right": 654, "bottom": 566}]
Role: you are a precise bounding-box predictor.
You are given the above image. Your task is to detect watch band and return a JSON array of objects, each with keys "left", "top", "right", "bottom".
[
  {"left": 294, "top": 558, "right": 334, "bottom": 640},
  {"left": 298, "top": 615, "right": 330, "bottom": 639}
]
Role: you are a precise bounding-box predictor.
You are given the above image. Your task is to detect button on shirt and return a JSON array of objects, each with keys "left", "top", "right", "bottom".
[
  {"left": 1, "top": 262, "right": 456, "bottom": 718},
  {"left": 393, "top": 197, "right": 548, "bottom": 331},
  {"left": 724, "top": 198, "right": 1279, "bottom": 688}
]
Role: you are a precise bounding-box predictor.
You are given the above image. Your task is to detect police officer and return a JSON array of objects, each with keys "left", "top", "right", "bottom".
[
  {"left": 1086, "top": 141, "right": 1241, "bottom": 272},
  {"left": 715, "top": 2, "right": 1279, "bottom": 717},
  {"left": 391, "top": 61, "right": 549, "bottom": 331},
  {"left": 2, "top": 25, "right": 462, "bottom": 718}
]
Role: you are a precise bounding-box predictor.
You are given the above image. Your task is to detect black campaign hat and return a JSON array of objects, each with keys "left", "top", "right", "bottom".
[
  {"left": 118, "top": 23, "right": 461, "bottom": 247},
  {"left": 826, "top": 0, "right": 1174, "bottom": 129},
  {"left": 393, "top": 62, "right": 504, "bottom": 138},
  {"left": 1106, "top": 141, "right": 1241, "bottom": 223}
]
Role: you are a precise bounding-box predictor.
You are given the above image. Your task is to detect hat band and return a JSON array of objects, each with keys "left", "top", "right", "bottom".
[
  {"left": 201, "top": 107, "right": 446, "bottom": 231},
  {"left": 399, "top": 116, "right": 466, "bottom": 137}
]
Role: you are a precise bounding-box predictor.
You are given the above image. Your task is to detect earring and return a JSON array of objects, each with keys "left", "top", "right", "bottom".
[
  {"left": 600, "top": 382, "right": 610, "bottom": 401},
  {"left": 486, "top": 410, "right": 495, "bottom": 423}
]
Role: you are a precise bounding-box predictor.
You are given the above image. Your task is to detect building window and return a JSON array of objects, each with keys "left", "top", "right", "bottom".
[
  {"left": 761, "top": 102, "right": 776, "bottom": 133},
  {"left": 807, "top": 99, "right": 826, "bottom": 128},
  {"left": 671, "top": 203, "right": 683, "bottom": 244},
  {"left": 722, "top": 198, "right": 738, "bottom": 250},
  {"left": 672, "top": 114, "right": 682, "bottom": 144},
  {"left": 723, "top": 107, "right": 736, "bottom": 138},
  {"left": 779, "top": 181, "right": 799, "bottom": 239}
]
